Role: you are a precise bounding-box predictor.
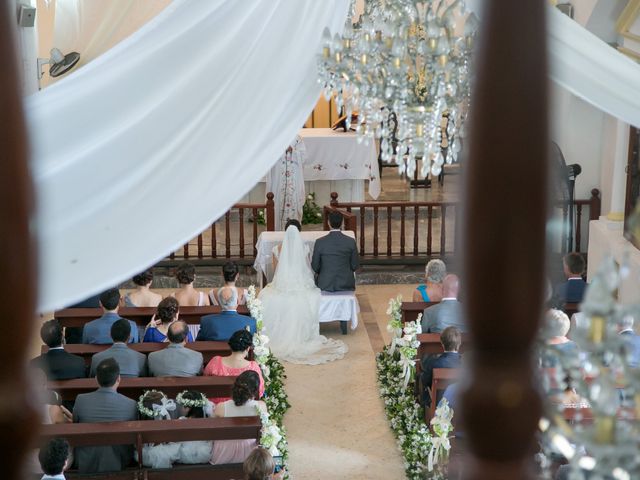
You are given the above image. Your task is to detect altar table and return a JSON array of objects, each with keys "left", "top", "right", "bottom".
[{"left": 253, "top": 230, "right": 356, "bottom": 284}]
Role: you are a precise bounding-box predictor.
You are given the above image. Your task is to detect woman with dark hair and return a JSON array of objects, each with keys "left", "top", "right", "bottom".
[
  {"left": 172, "top": 261, "right": 210, "bottom": 307},
  {"left": 211, "top": 371, "right": 267, "bottom": 465},
  {"left": 175, "top": 390, "right": 214, "bottom": 464},
  {"left": 272, "top": 219, "right": 304, "bottom": 272},
  {"left": 124, "top": 269, "right": 163, "bottom": 307},
  {"left": 143, "top": 297, "right": 194, "bottom": 343},
  {"left": 203, "top": 330, "right": 264, "bottom": 403},
  {"left": 208, "top": 261, "right": 247, "bottom": 306}
]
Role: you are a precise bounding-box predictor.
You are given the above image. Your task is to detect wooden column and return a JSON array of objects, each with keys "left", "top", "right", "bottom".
[
  {"left": 0, "top": 4, "right": 38, "bottom": 479},
  {"left": 460, "top": 0, "right": 548, "bottom": 478}
]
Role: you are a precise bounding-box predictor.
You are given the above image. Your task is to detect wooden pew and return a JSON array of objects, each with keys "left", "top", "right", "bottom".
[
  {"left": 54, "top": 306, "right": 252, "bottom": 328},
  {"left": 426, "top": 368, "right": 461, "bottom": 421},
  {"left": 401, "top": 302, "right": 438, "bottom": 324},
  {"left": 39, "top": 416, "right": 261, "bottom": 480},
  {"left": 41, "top": 341, "right": 233, "bottom": 367},
  {"left": 50, "top": 376, "right": 235, "bottom": 402},
  {"left": 417, "top": 333, "right": 471, "bottom": 359}
]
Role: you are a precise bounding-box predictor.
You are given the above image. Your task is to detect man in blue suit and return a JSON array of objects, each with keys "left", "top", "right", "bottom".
[
  {"left": 82, "top": 289, "right": 139, "bottom": 344},
  {"left": 197, "top": 286, "right": 256, "bottom": 341},
  {"left": 421, "top": 326, "right": 462, "bottom": 406},
  {"left": 553, "top": 252, "right": 587, "bottom": 305},
  {"left": 619, "top": 315, "right": 640, "bottom": 368}
]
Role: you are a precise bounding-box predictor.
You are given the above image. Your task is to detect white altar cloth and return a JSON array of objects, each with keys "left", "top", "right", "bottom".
[
  {"left": 319, "top": 291, "right": 359, "bottom": 330},
  {"left": 299, "top": 128, "right": 380, "bottom": 199},
  {"left": 254, "top": 230, "right": 356, "bottom": 284}
]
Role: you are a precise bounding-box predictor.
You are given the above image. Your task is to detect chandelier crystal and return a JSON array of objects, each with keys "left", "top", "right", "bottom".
[{"left": 317, "top": 0, "right": 479, "bottom": 178}]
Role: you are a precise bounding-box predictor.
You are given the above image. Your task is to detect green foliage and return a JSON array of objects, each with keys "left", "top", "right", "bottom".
[{"left": 302, "top": 192, "right": 323, "bottom": 225}]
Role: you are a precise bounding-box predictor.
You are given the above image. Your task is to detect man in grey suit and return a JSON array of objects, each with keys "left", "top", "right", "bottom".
[
  {"left": 90, "top": 319, "right": 147, "bottom": 377},
  {"left": 148, "top": 321, "right": 203, "bottom": 377},
  {"left": 421, "top": 274, "right": 466, "bottom": 333},
  {"left": 73, "top": 358, "right": 138, "bottom": 473}
]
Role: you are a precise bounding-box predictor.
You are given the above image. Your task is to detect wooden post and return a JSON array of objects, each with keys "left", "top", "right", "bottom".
[
  {"left": 590, "top": 188, "right": 601, "bottom": 220},
  {"left": 330, "top": 191, "right": 339, "bottom": 207},
  {"left": 265, "top": 192, "right": 275, "bottom": 231},
  {"left": 0, "top": 7, "right": 39, "bottom": 478},
  {"left": 460, "top": 0, "right": 548, "bottom": 478}
]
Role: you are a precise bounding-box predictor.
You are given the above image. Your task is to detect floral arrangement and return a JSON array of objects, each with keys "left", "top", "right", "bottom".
[
  {"left": 377, "top": 295, "right": 450, "bottom": 479},
  {"left": 137, "top": 390, "right": 176, "bottom": 420},
  {"left": 428, "top": 398, "right": 454, "bottom": 477},
  {"left": 249, "top": 209, "right": 266, "bottom": 225},
  {"left": 246, "top": 285, "right": 291, "bottom": 471},
  {"left": 301, "top": 192, "right": 323, "bottom": 225},
  {"left": 175, "top": 390, "right": 207, "bottom": 409}
]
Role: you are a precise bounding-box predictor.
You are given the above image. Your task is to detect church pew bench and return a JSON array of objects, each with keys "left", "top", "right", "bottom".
[
  {"left": 49, "top": 376, "right": 235, "bottom": 402},
  {"left": 39, "top": 416, "right": 261, "bottom": 480},
  {"left": 41, "top": 341, "right": 236, "bottom": 367},
  {"left": 426, "top": 367, "right": 461, "bottom": 422},
  {"left": 54, "top": 306, "right": 252, "bottom": 328}
]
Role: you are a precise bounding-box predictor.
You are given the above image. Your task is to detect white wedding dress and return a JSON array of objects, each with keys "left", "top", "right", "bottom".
[{"left": 259, "top": 226, "right": 348, "bottom": 365}]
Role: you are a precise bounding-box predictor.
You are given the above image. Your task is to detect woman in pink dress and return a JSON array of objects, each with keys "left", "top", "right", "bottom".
[{"left": 203, "top": 329, "right": 264, "bottom": 404}]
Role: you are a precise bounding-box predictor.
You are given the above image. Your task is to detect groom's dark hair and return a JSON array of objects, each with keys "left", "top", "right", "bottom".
[{"left": 329, "top": 211, "right": 343, "bottom": 229}]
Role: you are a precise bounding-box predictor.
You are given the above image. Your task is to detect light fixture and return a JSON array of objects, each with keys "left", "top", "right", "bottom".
[
  {"left": 37, "top": 48, "right": 80, "bottom": 89},
  {"left": 317, "top": 0, "right": 478, "bottom": 179}
]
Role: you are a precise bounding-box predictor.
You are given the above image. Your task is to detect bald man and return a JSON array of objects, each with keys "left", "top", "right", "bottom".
[
  {"left": 148, "top": 321, "right": 203, "bottom": 377},
  {"left": 196, "top": 286, "right": 256, "bottom": 341},
  {"left": 421, "top": 274, "right": 466, "bottom": 333}
]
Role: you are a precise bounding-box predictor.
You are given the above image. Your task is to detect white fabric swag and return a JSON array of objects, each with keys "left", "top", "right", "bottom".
[{"left": 26, "top": 0, "right": 349, "bottom": 311}]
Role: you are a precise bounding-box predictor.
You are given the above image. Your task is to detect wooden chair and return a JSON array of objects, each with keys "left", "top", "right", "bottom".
[
  {"left": 49, "top": 376, "right": 235, "bottom": 402},
  {"left": 426, "top": 368, "right": 461, "bottom": 422},
  {"left": 39, "top": 416, "right": 262, "bottom": 480}
]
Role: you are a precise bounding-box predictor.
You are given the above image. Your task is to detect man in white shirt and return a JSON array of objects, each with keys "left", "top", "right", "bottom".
[{"left": 38, "top": 438, "right": 70, "bottom": 480}]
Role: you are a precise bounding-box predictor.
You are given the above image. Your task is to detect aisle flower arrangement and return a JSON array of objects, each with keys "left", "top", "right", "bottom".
[
  {"left": 246, "top": 286, "right": 291, "bottom": 468},
  {"left": 376, "top": 295, "right": 451, "bottom": 479}
]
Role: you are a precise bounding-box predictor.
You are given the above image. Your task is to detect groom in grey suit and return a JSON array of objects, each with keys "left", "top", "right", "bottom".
[{"left": 311, "top": 211, "right": 359, "bottom": 333}]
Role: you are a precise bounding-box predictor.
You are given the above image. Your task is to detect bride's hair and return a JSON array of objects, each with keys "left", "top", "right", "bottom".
[
  {"left": 228, "top": 329, "right": 253, "bottom": 352},
  {"left": 284, "top": 219, "right": 301, "bottom": 231},
  {"left": 232, "top": 371, "right": 260, "bottom": 406}
]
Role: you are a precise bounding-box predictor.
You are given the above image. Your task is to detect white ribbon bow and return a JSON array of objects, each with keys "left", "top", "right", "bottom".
[
  {"left": 153, "top": 398, "right": 177, "bottom": 419},
  {"left": 398, "top": 355, "right": 415, "bottom": 389},
  {"left": 427, "top": 435, "right": 451, "bottom": 472}
]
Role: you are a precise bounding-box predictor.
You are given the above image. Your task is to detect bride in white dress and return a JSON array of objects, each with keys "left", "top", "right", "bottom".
[{"left": 259, "top": 225, "right": 347, "bottom": 365}]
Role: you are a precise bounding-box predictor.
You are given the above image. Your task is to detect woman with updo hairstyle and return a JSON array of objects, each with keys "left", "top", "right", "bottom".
[
  {"left": 172, "top": 261, "right": 210, "bottom": 307},
  {"left": 204, "top": 329, "right": 264, "bottom": 404},
  {"left": 413, "top": 259, "right": 447, "bottom": 302},
  {"left": 209, "top": 261, "right": 247, "bottom": 306},
  {"left": 135, "top": 390, "right": 180, "bottom": 468},
  {"left": 143, "top": 297, "right": 194, "bottom": 343},
  {"left": 124, "top": 269, "right": 163, "bottom": 307},
  {"left": 211, "top": 371, "right": 267, "bottom": 465},
  {"left": 243, "top": 447, "right": 286, "bottom": 480}
]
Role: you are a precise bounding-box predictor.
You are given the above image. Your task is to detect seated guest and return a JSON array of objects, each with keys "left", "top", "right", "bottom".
[
  {"left": 124, "top": 269, "right": 163, "bottom": 307},
  {"left": 148, "top": 321, "right": 203, "bottom": 377},
  {"left": 553, "top": 252, "right": 587, "bottom": 305},
  {"left": 31, "top": 320, "right": 86, "bottom": 380},
  {"left": 82, "top": 288, "right": 139, "bottom": 344},
  {"left": 619, "top": 314, "right": 640, "bottom": 368},
  {"left": 204, "top": 330, "right": 264, "bottom": 403},
  {"left": 65, "top": 293, "right": 102, "bottom": 344},
  {"left": 144, "top": 297, "right": 194, "bottom": 343},
  {"left": 413, "top": 259, "right": 446, "bottom": 302},
  {"left": 209, "top": 261, "right": 247, "bottom": 306},
  {"left": 197, "top": 287, "right": 256, "bottom": 341},
  {"left": 243, "top": 447, "right": 286, "bottom": 480},
  {"left": 89, "top": 319, "right": 147, "bottom": 377},
  {"left": 73, "top": 358, "right": 138, "bottom": 473},
  {"left": 172, "top": 262, "right": 210, "bottom": 306},
  {"left": 421, "top": 274, "right": 465, "bottom": 333},
  {"left": 421, "top": 326, "right": 462, "bottom": 407},
  {"left": 38, "top": 438, "right": 71, "bottom": 480},
  {"left": 135, "top": 390, "right": 181, "bottom": 468},
  {"left": 32, "top": 367, "right": 72, "bottom": 425},
  {"left": 212, "top": 371, "right": 267, "bottom": 465},
  {"left": 540, "top": 309, "right": 578, "bottom": 367},
  {"left": 175, "top": 390, "right": 214, "bottom": 464}
]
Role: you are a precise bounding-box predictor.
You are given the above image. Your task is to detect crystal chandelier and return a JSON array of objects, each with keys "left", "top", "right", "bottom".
[{"left": 317, "top": 0, "right": 479, "bottom": 178}]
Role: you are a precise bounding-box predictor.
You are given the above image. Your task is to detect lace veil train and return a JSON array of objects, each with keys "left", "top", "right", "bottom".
[{"left": 258, "top": 226, "right": 347, "bottom": 365}]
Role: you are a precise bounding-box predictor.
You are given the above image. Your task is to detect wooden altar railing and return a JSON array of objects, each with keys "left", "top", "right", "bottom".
[
  {"left": 162, "top": 193, "right": 275, "bottom": 265},
  {"left": 328, "top": 189, "right": 600, "bottom": 262}
]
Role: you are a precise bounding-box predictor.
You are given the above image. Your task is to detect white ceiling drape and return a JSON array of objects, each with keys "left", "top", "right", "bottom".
[{"left": 26, "top": 0, "right": 349, "bottom": 312}]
